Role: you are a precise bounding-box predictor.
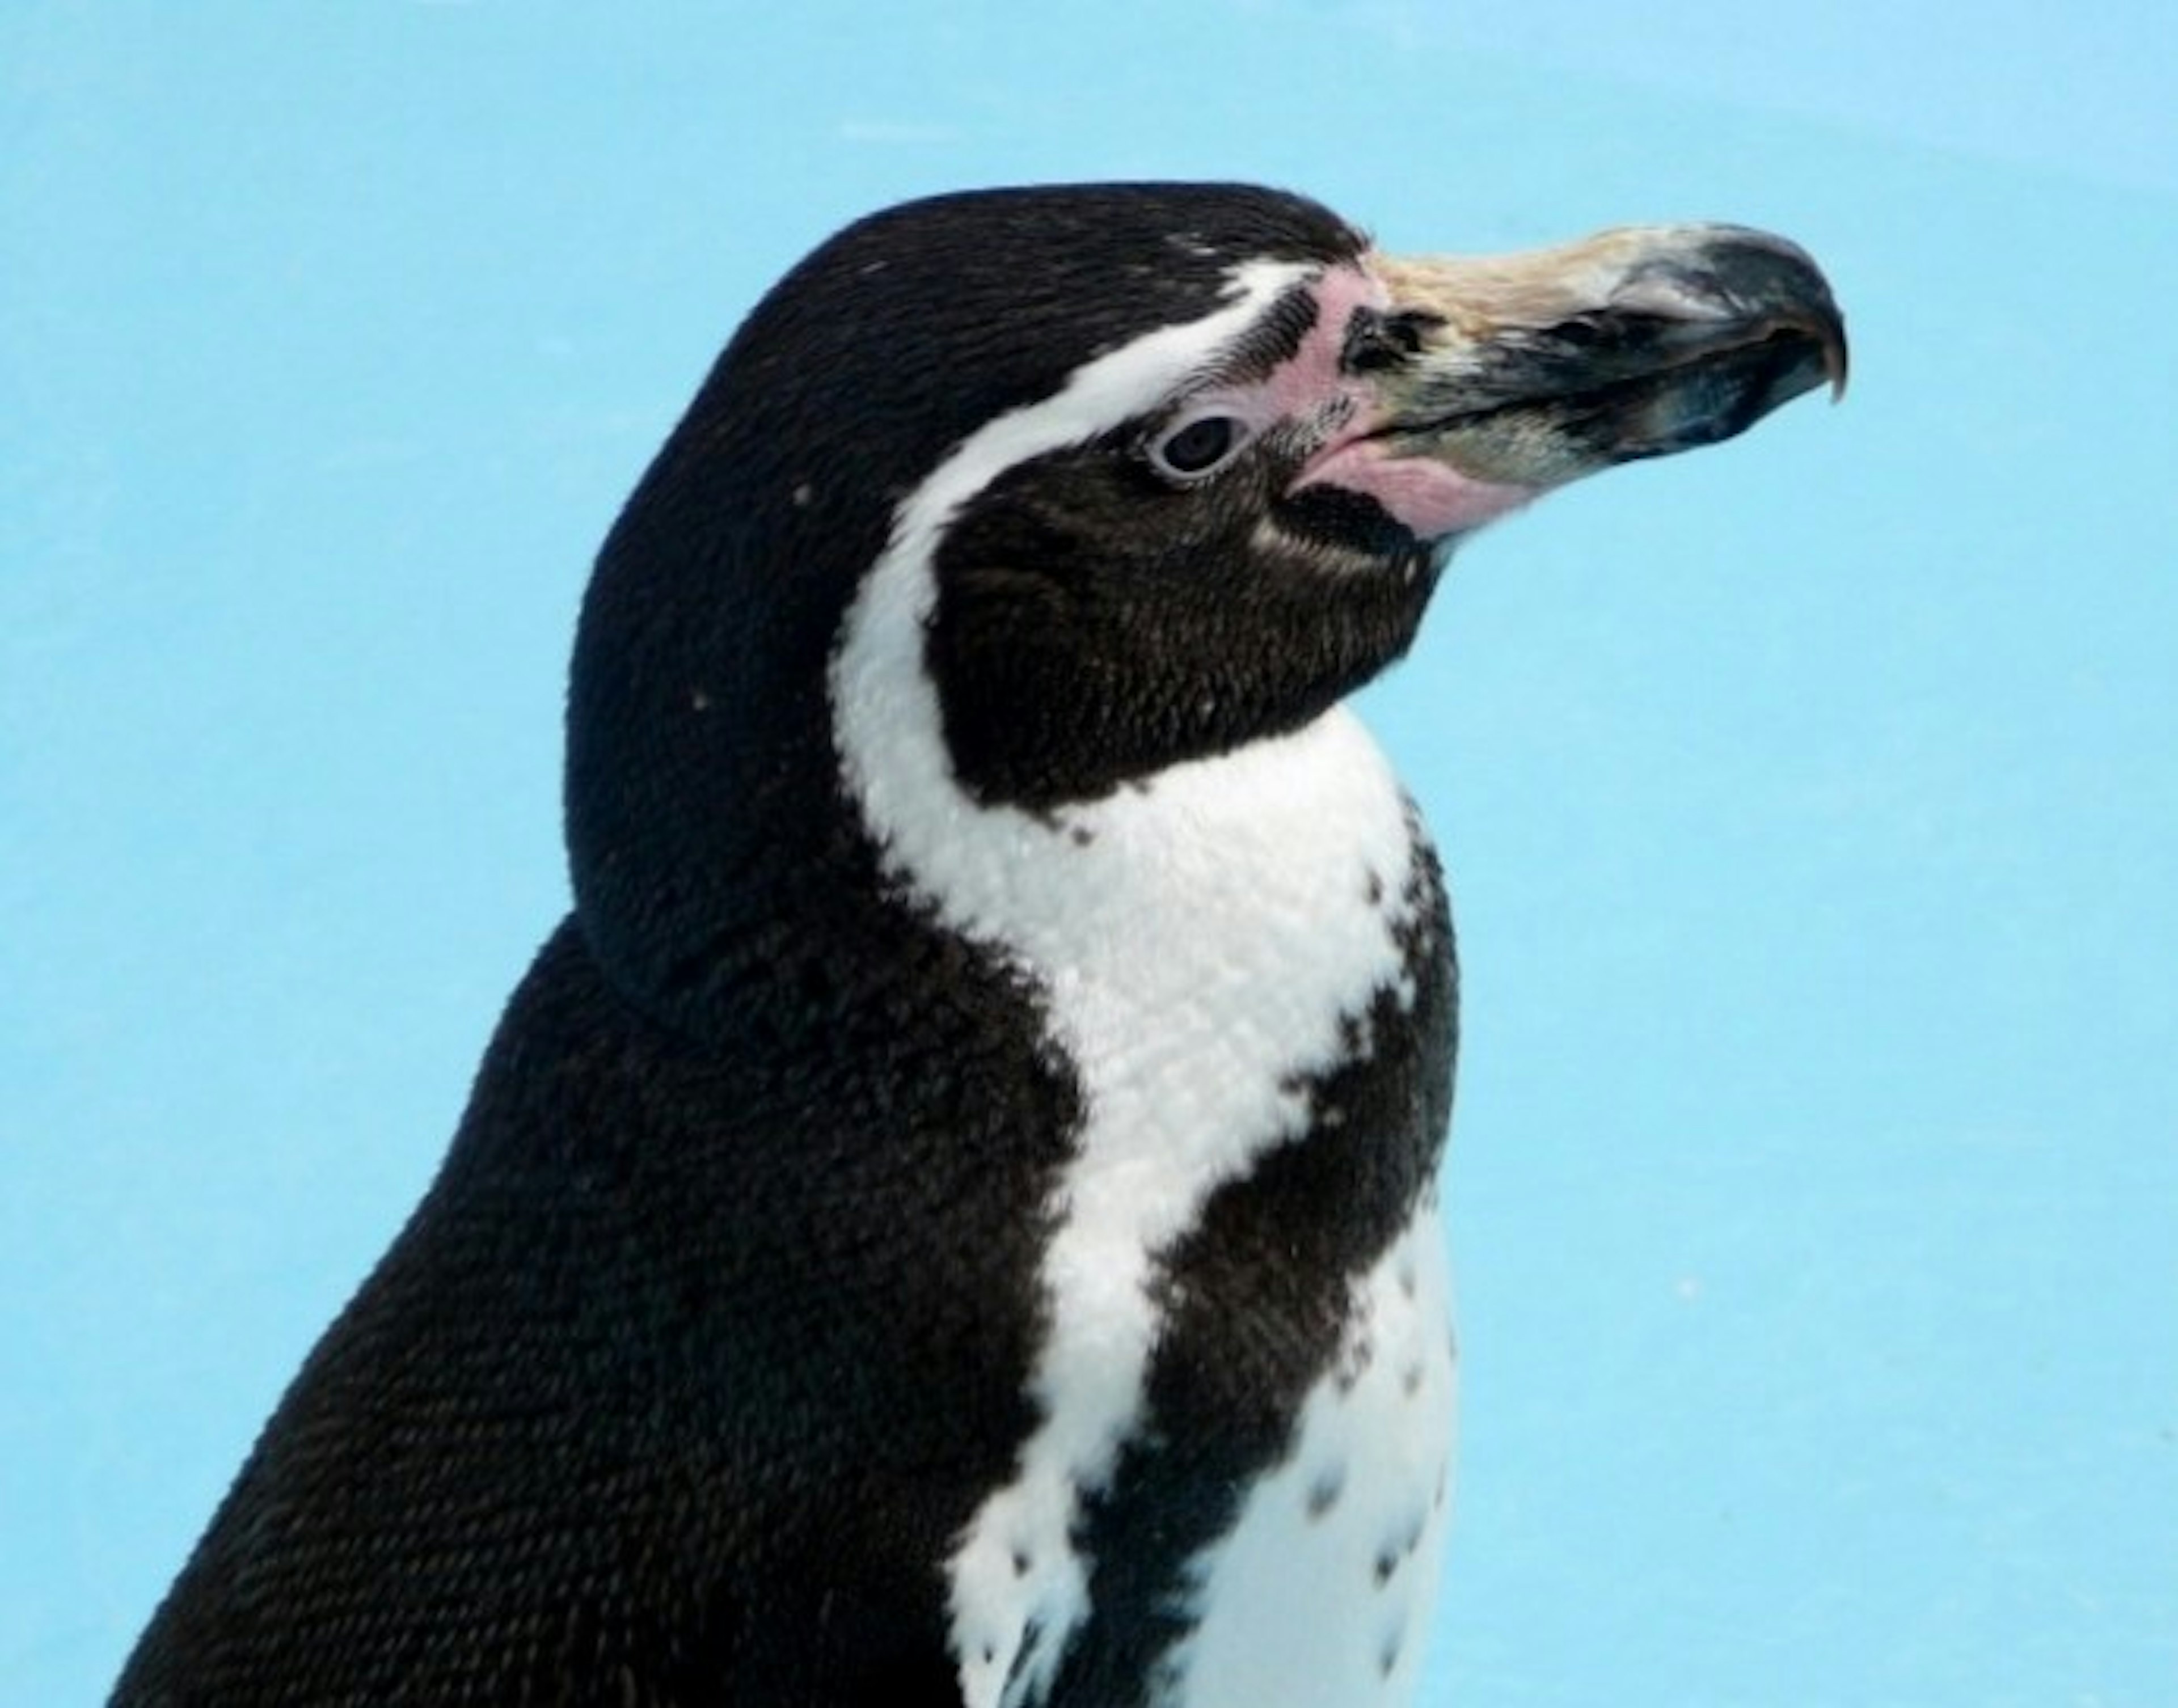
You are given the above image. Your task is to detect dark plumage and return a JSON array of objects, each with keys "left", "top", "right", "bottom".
[{"left": 110, "top": 183, "right": 1842, "bottom": 1707}]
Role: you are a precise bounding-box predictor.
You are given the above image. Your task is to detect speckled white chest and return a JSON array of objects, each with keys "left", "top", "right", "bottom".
[
  {"left": 1168, "top": 1206, "right": 1456, "bottom": 1708},
  {"left": 828, "top": 265, "right": 1453, "bottom": 1708}
]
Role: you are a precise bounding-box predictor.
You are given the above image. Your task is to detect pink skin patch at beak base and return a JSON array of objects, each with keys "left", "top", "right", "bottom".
[
  {"left": 1265, "top": 263, "right": 1537, "bottom": 546},
  {"left": 1206, "top": 262, "right": 1535, "bottom": 549},
  {"left": 1294, "top": 434, "right": 1538, "bottom": 543}
]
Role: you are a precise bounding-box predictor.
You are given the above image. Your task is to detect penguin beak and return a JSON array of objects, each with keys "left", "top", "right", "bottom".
[{"left": 1353, "top": 224, "right": 1848, "bottom": 495}]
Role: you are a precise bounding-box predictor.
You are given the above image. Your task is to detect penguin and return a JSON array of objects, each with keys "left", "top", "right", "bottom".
[{"left": 109, "top": 183, "right": 1844, "bottom": 1708}]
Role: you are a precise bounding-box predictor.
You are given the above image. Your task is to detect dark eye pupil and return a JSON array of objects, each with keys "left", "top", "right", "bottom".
[{"left": 1160, "top": 416, "right": 1239, "bottom": 475}]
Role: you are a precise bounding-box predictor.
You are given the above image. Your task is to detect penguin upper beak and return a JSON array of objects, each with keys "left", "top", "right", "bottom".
[{"left": 1353, "top": 224, "right": 1848, "bottom": 493}]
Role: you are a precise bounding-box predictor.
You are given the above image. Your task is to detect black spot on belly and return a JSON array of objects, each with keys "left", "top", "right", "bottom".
[
  {"left": 1335, "top": 1330, "right": 1375, "bottom": 1393},
  {"left": 1306, "top": 1463, "right": 1347, "bottom": 1520}
]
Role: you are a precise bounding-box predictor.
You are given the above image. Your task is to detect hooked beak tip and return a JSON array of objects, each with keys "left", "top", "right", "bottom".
[{"left": 1366, "top": 222, "right": 1848, "bottom": 485}]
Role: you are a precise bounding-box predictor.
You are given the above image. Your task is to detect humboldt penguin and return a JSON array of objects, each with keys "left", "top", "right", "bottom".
[{"left": 110, "top": 183, "right": 1844, "bottom": 1707}]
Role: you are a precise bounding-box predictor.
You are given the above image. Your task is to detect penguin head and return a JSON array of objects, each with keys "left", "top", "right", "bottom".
[{"left": 567, "top": 184, "right": 1843, "bottom": 1012}]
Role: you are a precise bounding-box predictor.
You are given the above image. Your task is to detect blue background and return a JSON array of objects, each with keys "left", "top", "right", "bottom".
[{"left": 5, "top": 4, "right": 2172, "bottom": 1702}]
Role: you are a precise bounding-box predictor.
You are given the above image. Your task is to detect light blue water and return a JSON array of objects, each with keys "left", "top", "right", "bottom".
[{"left": 5, "top": 5, "right": 2172, "bottom": 1703}]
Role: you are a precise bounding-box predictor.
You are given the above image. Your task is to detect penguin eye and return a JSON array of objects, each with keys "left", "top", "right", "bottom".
[{"left": 1148, "top": 412, "right": 1252, "bottom": 481}]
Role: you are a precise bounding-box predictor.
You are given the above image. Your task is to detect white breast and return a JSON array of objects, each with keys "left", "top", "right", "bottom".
[{"left": 834, "top": 677, "right": 1436, "bottom": 1708}]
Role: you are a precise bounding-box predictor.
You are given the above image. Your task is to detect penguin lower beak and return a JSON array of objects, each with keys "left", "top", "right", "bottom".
[{"left": 1357, "top": 224, "right": 1848, "bottom": 493}]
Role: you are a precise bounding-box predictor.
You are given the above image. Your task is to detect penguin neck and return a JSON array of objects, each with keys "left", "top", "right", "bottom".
[
  {"left": 831, "top": 513, "right": 1431, "bottom": 1187},
  {"left": 834, "top": 569, "right": 1426, "bottom": 1058}
]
